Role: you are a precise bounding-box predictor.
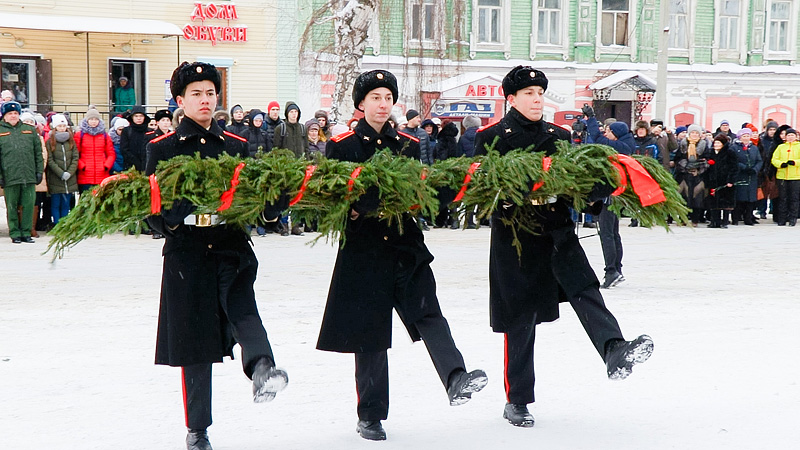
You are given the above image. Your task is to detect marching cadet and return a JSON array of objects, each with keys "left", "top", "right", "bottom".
[
  {"left": 316, "top": 70, "right": 488, "bottom": 441},
  {"left": 145, "top": 62, "right": 289, "bottom": 450},
  {"left": 474, "top": 66, "right": 653, "bottom": 428}
]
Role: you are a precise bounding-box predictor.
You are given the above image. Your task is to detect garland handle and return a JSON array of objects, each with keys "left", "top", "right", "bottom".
[
  {"left": 217, "top": 162, "right": 246, "bottom": 211},
  {"left": 452, "top": 162, "right": 482, "bottom": 203},
  {"left": 289, "top": 165, "right": 317, "bottom": 206}
]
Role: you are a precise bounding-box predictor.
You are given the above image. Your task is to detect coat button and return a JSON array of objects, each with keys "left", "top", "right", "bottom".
[
  {"left": 200, "top": 138, "right": 206, "bottom": 144},
  {"left": 207, "top": 244, "right": 213, "bottom": 249},
  {"left": 383, "top": 236, "right": 388, "bottom": 241},
  {"left": 376, "top": 139, "right": 382, "bottom": 145}
]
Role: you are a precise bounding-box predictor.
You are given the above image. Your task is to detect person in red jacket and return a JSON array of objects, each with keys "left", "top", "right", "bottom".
[{"left": 75, "top": 108, "right": 115, "bottom": 192}]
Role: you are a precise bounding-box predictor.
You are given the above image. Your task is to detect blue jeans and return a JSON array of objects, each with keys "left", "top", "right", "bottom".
[{"left": 51, "top": 193, "right": 72, "bottom": 224}]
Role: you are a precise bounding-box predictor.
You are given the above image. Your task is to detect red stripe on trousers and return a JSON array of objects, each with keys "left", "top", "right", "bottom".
[
  {"left": 504, "top": 333, "right": 510, "bottom": 402},
  {"left": 181, "top": 367, "right": 189, "bottom": 428}
]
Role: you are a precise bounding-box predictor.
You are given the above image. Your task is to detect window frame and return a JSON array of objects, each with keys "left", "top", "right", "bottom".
[
  {"left": 405, "top": 0, "right": 446, "bottom": 51},
  {"left": 470, "top": 0, "right": 511, "bottom": 57},
  {"left": 714, "top": 0, "right": 745, "bottom": 62},
  {"left": 764, "top": 0, "right": 797, "bottom": 62},
  {"left": 530, "top": 0, "right": 570, "bottom": 59},
  {"left": 595, "top": 0, "right": 638, "bottom": 57}
]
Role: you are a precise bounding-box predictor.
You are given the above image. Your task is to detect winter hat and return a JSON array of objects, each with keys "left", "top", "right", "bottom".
[
  {"left": 713, "top": 134, "right": 729, "bottom": 145},
  {"left": 154, "top": 109, "right": 172, "bottom": 122},
  {"left": 603, "top": 118, "right": 617, "bottom": 127},
  {"left": 786, "top": 128, "right": 798, "bottom": 137},
  {"left": 765, "top": 120, "right": 779, "bottom": 131},
  {"left": 736, "top": 128, "right": 752, "bottom": 138},
  {"left": 314, "top": 110, "right": 329, "bottom": 120},
  {"left": 609, "top": 121, "right": 630, "bottom": 139},
  {"left": 230, "top": 104, "right": 244, "bottom": 115},
  {"left": 687, "top": 124, "right": 703, "bottom": 135},
  {"left": 502, "top": 65, "right": 548, "bottom": 98},
  {"left": 420, "top": 119, "right": 435, "bottom": 129},
  {"left": 118, "top": 76, "right": 129, "bottom": 84},
  {"left": 462, "top": 115, "right": 481, "bottom": 129},
  {"left": 50, "top": 114, "right": 69, "bottom": 129},
  {"left": 267, "top": 101, "right": 280, "bottom": 112},
  {"left": 170, "top": 61, "right": 221, "bottom": 100},
  {"left": 130, "top": 105, "right": 146, "bottom": 117},
  {"left": 634, "top": 120, "right": 650, "bottom": 132},
  {"left": 431, "top": 117, "right": 442, "bottom": 126},
  {"left": 675, "top": 126, "right": 688, "bottom": 135},
  {"left": 720, "top": 120, "right": 730, "bottom": 126},
  {"left": 406, "top": 109, "right": 420, "bottom": 121},
  {"left": 352, "top": 69, "right": 398, "bottom": 110},
  {"left": 85, "top": 108, "right": 102, "bottom": 121},
  {"left": 284, "top": 102, "right": 301, "bottom": 119},
  {"left": 252, "top": 114, "right": 264, "bottom": 122},
  {"left": 1, "top": 101, "right": 21, "bottom": 117},
  {"left": 113, "top": 118, "right": 130, "bottom": 130},
  {"left": 305, "top": 118, "right": 320, "bottom": 130},
  {"left": 34, "top": 113, "right": 46, "bottom": 127},
  {"left": 19, "top": 111, "right": 35, "bottom": 124}
]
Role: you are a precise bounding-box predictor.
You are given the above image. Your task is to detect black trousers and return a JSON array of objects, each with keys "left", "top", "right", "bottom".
[
  {"left": 597, "top": 202, "right": 622, "bottom": 276},
  {"left": 181, "top": 256, "right": 276, "bottom": 431},
  {"left": 777, "top": 179, "right": 800, "bottom": 224},
  {"left": 504, "top": 286, "right": 623, "bottom": 405},
  {"left": 354, "top": 256, "right": 466, "bottom": 421},
  {"left": 732, "top": 201, "right": 756, "bottom": 225}
]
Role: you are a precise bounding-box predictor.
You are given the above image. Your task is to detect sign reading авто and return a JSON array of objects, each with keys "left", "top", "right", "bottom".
[{"left": 183, "top": 2, "right": 247, "bottom": 45}]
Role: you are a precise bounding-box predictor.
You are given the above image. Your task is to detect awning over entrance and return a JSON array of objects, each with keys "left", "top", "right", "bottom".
[
  {"left": 0, "top": 12, "right": 183, "bottom": 36},
  {"left": 588, "top": 70, "right": 657, "bottom": 92}
]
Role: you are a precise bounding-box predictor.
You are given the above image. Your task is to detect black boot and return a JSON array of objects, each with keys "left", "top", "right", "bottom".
[
  {"left": 503, "top": 403, "right": 535, "bottom": 428},
  {"left": 446, "top": 369, "right": 488, "bottom": 406},
  {"left": 357, "top": 420, "right": 387, "bottom": 441},
  {"left": 251, "top": 358, "right": 288, "bottom": 403},
  {"left": 186, "top": 429, "right": 212, "bottom": 450},
  {"left": 605, "top": 335, "right": 654, "bottom": 380}
]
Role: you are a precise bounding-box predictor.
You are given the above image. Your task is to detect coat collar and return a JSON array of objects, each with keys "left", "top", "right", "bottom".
[
  {"left": 175, "top": 116, "right": 225, "bottom": 142},
  {"left": 354, "top": 119, "right": 400, "bottom": 143}
]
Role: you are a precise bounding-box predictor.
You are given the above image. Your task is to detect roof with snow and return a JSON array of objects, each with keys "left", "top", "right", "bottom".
[
  {"left": 0, "top": 12, "right": 183, "bottom": 35},
  {"left": 588, "top": 71, "right": 657, "bottom": 92}
]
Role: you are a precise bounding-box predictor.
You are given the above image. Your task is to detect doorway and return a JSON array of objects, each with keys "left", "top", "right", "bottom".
[
  {"left": 594, "top": 101, "right": 633, "bottom": 125},
  {"left": 216, "top": 66, "right": 228, "bottom": 111},
  {"left": 109, "top": 60, "right": 146, "bottom": 113},
  {"left": 1, "top": 58, "right": 36, "bottom": 109}
]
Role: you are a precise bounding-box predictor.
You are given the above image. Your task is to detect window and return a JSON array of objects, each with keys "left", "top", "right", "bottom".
[
  {"left": 601, "top": 0, "right": 629, "bottom": 46},
  {"left": 537, "top": 0, "right": 562, "bottom": 45},
  {"left": 767, "top": 0, "right": 790, "bottom": 52},
  {"left": 477, "top": 0, "right": 502, "bottom": 43},
  {"left": 718, "top": 0, "right": 740, "bottom": 50},
  {"left": 669, "top": 0, "right": 688, "bottom": 49},
  {"left": 410, "top": 0, "right": 436, "bottom": 42}
]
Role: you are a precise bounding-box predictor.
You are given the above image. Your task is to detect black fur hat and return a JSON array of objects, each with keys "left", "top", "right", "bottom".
[
  {"left": 170, "top": 61, "right": 221, "bottom": 100},
  {"left": 352, "top": 70, "right": 398, "bottom": 110},
  {"left": 502, "top": 66, "right": 548, "bottom": 98},
  {"left": 154, "top": 109, "right": 172, "bottom": 122}
]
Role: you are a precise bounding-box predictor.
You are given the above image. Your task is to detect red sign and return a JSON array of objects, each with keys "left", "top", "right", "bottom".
[
  {"left": 184, "top": 2, "right": 247, "bottom": 45},
  {"left": 465, "top": 84, "right": 504, "bottom": 97}
]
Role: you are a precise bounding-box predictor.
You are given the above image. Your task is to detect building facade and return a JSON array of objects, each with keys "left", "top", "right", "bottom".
[
  {"left": 0, "top": 0, "right": 284, "bottom": 119},
  {"left": 300, "top": 0, "right": 800, "bottom": 130}
]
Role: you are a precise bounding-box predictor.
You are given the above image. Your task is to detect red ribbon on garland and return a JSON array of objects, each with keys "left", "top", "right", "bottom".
[
  {"left": 609, "top": 159, "right": 628, "bottom": 196},
  {"left": 217, "top": 162, "right": 246, "bottom": 211},
  {"left": 452, "top": 162, "right": 482, "bottom": 203},
  {"left": 92, "top": 174, "right": 129, "bottom": 196},
  {"left": 149, "top": 174, "right": 162, "bottom": 214},
  {"left": 289, "top": 165, "right": 317, "bottom": 206},
  {"left": 531, "top": 156, "right": 552, "bottom": 191},
  {"left": 347, "top": 166, "right": 363, "bottom": 193},
  {"left": 611, "top": 154, "right": 666, "bottom": 206}
]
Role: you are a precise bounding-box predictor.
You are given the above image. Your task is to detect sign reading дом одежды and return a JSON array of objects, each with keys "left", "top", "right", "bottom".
[{"left": 183, "top": 2, "right": 247, "bottom": 45}]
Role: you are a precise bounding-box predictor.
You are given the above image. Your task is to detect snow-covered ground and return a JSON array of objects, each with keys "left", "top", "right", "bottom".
[{"left": 1, "top": 207, "right": 798, "bottom": 449}]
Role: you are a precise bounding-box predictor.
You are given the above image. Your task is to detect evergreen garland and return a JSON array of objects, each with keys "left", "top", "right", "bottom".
[{"left": 45, "top": 143, "right": 690, "bottom": 260}]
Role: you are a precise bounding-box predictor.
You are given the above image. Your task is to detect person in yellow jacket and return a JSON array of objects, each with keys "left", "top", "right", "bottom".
[{"left": 771, "top": 128, "right": 800, "bottom": 226}]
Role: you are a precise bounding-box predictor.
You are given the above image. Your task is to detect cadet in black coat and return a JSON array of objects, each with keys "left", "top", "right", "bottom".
[
  {"left": 146, "top": 62, "right": 288, "bottom": 450},
  {"left": 473, "top": 66, "right": 653, "bottom": 428},
  {"left": 316, "top": 70, "right": 487, "bottom": 442}
]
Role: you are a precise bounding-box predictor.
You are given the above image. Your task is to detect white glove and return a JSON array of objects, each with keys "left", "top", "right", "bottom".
[{"left": 61, "top": 172, "right": 71, "bottom": 181}]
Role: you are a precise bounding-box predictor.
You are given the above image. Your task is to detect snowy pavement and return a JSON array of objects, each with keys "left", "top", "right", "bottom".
[{"left": 1, "top": 209, "right": 798, "bottom": 449}]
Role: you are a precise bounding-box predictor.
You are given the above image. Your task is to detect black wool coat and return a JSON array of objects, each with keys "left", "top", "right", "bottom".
[
  {"left": 316, "top": 119, "right": 439, "bottom": 354},
  {"left": 120, "top": 121, "right": 151, "bottom": 171},
  {"left": 145, "top": 117, "right": 255, "bottom": 367},
  {"left": 474, "top": 108, "right": 598, "bottom": 332},
  {"left": 705, "top": 144, "right": 739, "bottom": 209}
]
